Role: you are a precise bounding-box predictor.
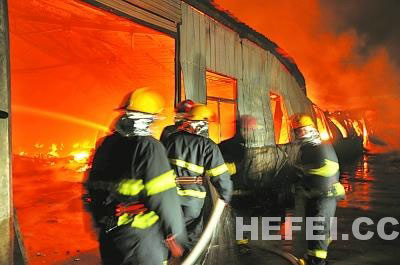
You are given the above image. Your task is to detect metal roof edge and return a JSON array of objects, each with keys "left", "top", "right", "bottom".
[{"left": 181, "top": 0, "right": 307, "bottom": 94}]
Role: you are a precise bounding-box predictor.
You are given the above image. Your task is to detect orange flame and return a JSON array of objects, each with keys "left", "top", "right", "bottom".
[
  {"left": 316, "top": 117, "right": 331, "bottom": 141},
  {"left": 329, "top": 117, "right": 348, "bottom": 138},
  {"left": 48, "top": 144, "right": 59, "bottom": 157},
  {"left": 320, "top": 131, "right": 330, "bottom": 141},
  {"left": 352, "top": 120, "right": 363, "bottom": 137},
  {"left": 361, "top": 118, "right": 369, "bottom": 148},
  {"left": 214, "top": 0, "right": 400, "bottom": 150},
  {"left": 70, "top": 151, "right": 90, "bottom": 163},
  {"left": 13, "top": 105, "right": 109, "bottom": 132}
]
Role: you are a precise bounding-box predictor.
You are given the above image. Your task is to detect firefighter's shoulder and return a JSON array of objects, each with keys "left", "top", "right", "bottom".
[
  {"left": 136, "top": 135, "right": 167, "bottom": 152},
  {"left": 166, "top": 130, "right": 204, "bottom": 142}
]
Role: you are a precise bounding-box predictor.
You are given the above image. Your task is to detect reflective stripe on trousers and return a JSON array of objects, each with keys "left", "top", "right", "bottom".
[
  {"left": 176, "top": 186, "right": 206, "bottom": 199},
  {"left": 307, "top": 249, "right": 327, "bottom": 259},
  {"left": 304, "top": 159, "right": 339, "bottom": 177},
  {"left": 117, "top": 211, "right": 159, "bottom": 229}
]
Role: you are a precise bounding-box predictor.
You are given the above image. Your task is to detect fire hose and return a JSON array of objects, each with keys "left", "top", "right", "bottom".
[
  {"left": 260, "top": 247, "right": 303, "bottom": 265},
  {"left": 180, "top": 198, "right": 301, "bottom": 265},
  {"left": 181, "top": 199, "right": 226, "bottom": 265},
  {"left": 178, "top": 149, "right": 303, "bottom": 265}
]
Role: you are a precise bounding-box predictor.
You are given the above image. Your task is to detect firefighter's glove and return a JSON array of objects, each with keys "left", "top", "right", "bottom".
[
  {"left": 117, "top": 179, "right": 144, "bottom": 196},
  {"left": 166, "top": 235, "right": 184, "bottom": 257}
]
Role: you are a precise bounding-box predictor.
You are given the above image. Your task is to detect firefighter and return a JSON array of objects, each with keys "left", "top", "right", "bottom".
[
  {"left": 84, "top": 88, "right": 187, "bottom": 265},
  {"left": 218, "top": 115, "right": 258, "bottom": 255},
  {"left": 162, "top": 104, "right": 233, "bottom": 249},
  {"left": 290, "top": 114, "right": 345, "bottom": 265},
  {"left": 160, "top": 99, "right": 198, "bottom": 143}
]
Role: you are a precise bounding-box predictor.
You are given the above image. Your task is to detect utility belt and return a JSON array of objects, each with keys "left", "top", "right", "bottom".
[
  {"left": 83, "top": 194, "right": 148, "bottom": 233},
  {"left": 175, "top": 176, "right": 203, "bottom": 185}
]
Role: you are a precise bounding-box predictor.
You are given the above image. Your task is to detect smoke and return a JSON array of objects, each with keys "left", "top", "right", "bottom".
[
  {"left": 213, "top": 0, "right": 400, "bottom": 150},
  {"left": 320, "top": 0, "right": 400, "bottom": 67},
  {"left": 319, "top": 0, "right": 400, "bottom": 150}
]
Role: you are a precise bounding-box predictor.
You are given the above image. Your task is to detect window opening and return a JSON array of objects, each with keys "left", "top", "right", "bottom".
[
  {"left": 206, "top": 71, "right": 237, "bottom": 143},
  {"left": 269, "top": 92, "right": 290, "bottom": 144}
]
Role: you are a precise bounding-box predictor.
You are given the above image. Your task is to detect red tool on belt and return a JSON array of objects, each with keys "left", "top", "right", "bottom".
[
  {"left": 175, "top": 176, "right": 203, "bottom": 185},
  {"left": 115, "top": 203, "right": 183, "bottom": 258},
  {"left": 115, "top": 203, "right": 147, "bottom": 216}
]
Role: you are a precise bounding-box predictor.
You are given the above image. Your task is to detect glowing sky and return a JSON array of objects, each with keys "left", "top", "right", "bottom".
[{"left": 214, "top": 0, "right": 400, "bottom": 148}]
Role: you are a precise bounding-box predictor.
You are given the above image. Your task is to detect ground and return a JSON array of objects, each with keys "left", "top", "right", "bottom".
[
  {"left": 13, "top": 152, "right": 400, "bottom": 264},
  {"left": 13, "top": 156, "right": 100, "bottom": 265}
]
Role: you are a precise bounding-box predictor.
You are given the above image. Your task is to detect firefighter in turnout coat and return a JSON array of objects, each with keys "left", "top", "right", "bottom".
[
  {"left": 290, "top": 114, "right": 345, "bottom": 265},
  {"left": 84, "top": 88, "right": 187, "bottom": 265},
  {"left": 162, "top": 104, "right": 233, "bottom": 249}
]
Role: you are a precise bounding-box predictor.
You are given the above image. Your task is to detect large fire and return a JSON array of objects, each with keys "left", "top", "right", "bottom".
[
  {"left": 7, "top": 1, "right": 398, "bottom": 264},
  {"left": 8, "top": 0, "right": 177, "bottom": 263},
  {"left": 214, "top": 0, "right": 400, "bottom": 151}
]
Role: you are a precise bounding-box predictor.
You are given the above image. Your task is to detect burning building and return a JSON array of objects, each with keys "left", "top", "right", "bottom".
[{"left": 0, "top": 0, "right": 369, "bottom": 264}]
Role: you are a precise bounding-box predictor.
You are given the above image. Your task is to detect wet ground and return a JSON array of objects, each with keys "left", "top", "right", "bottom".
[
  {"left": 211, "top": 152, "right": 400, "bottom": 265},
  {"left": 329, "top": 152, "right": 400, "bottom": 265},
  {"left": 13, "top": 152, "right": 400, "bottom": 264},
  {"left": 13, "top": 156, "right": 100, "bottom": 265}
]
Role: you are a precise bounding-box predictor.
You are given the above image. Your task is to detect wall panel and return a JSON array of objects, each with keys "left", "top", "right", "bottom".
[
  {"left": 86, "top": 0, "right": 181, "bottom": 33},
  {"left": 180, "top": 3, "right": 312, "bottom": 146}
]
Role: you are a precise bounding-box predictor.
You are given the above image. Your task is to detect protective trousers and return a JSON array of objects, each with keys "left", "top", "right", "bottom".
[
  {"left": 99, "top": 222, "right": 168, "bottom": 265},
  {"left": 181, "top": 196, "right": 205, "bottom": 249},
  {"left": 304, "top": 195, "right": 337, "bottom": 261}
]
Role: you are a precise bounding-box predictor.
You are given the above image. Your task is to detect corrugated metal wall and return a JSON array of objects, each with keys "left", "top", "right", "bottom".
[
  {"left": 180, "top": 3, "right": 313, "bottom": 146},
  {"left": 0, "top": 0, "right": 12, "bottom": 263},
  {"left": 86, "top": 0, "right": 181, "bottom": 33}
]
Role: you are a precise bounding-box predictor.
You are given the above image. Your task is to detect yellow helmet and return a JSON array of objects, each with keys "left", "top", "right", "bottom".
[
  {"left": 289, "top": 114, "right": 315, "bottom": 129},
  {"left": 123, "top": 88, "right": 164, "bottom": 114},
  {"left": 186, "top": 104, "right": 214, "bottom": 121}
]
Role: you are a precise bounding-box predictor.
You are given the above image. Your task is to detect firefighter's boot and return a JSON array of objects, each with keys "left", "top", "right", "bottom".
[
  {"left": 236, "top": 238, "right": 251, "bottom": 255},
  {"left": 298, "top": 255, "right": 326, "bottom": 265}
]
